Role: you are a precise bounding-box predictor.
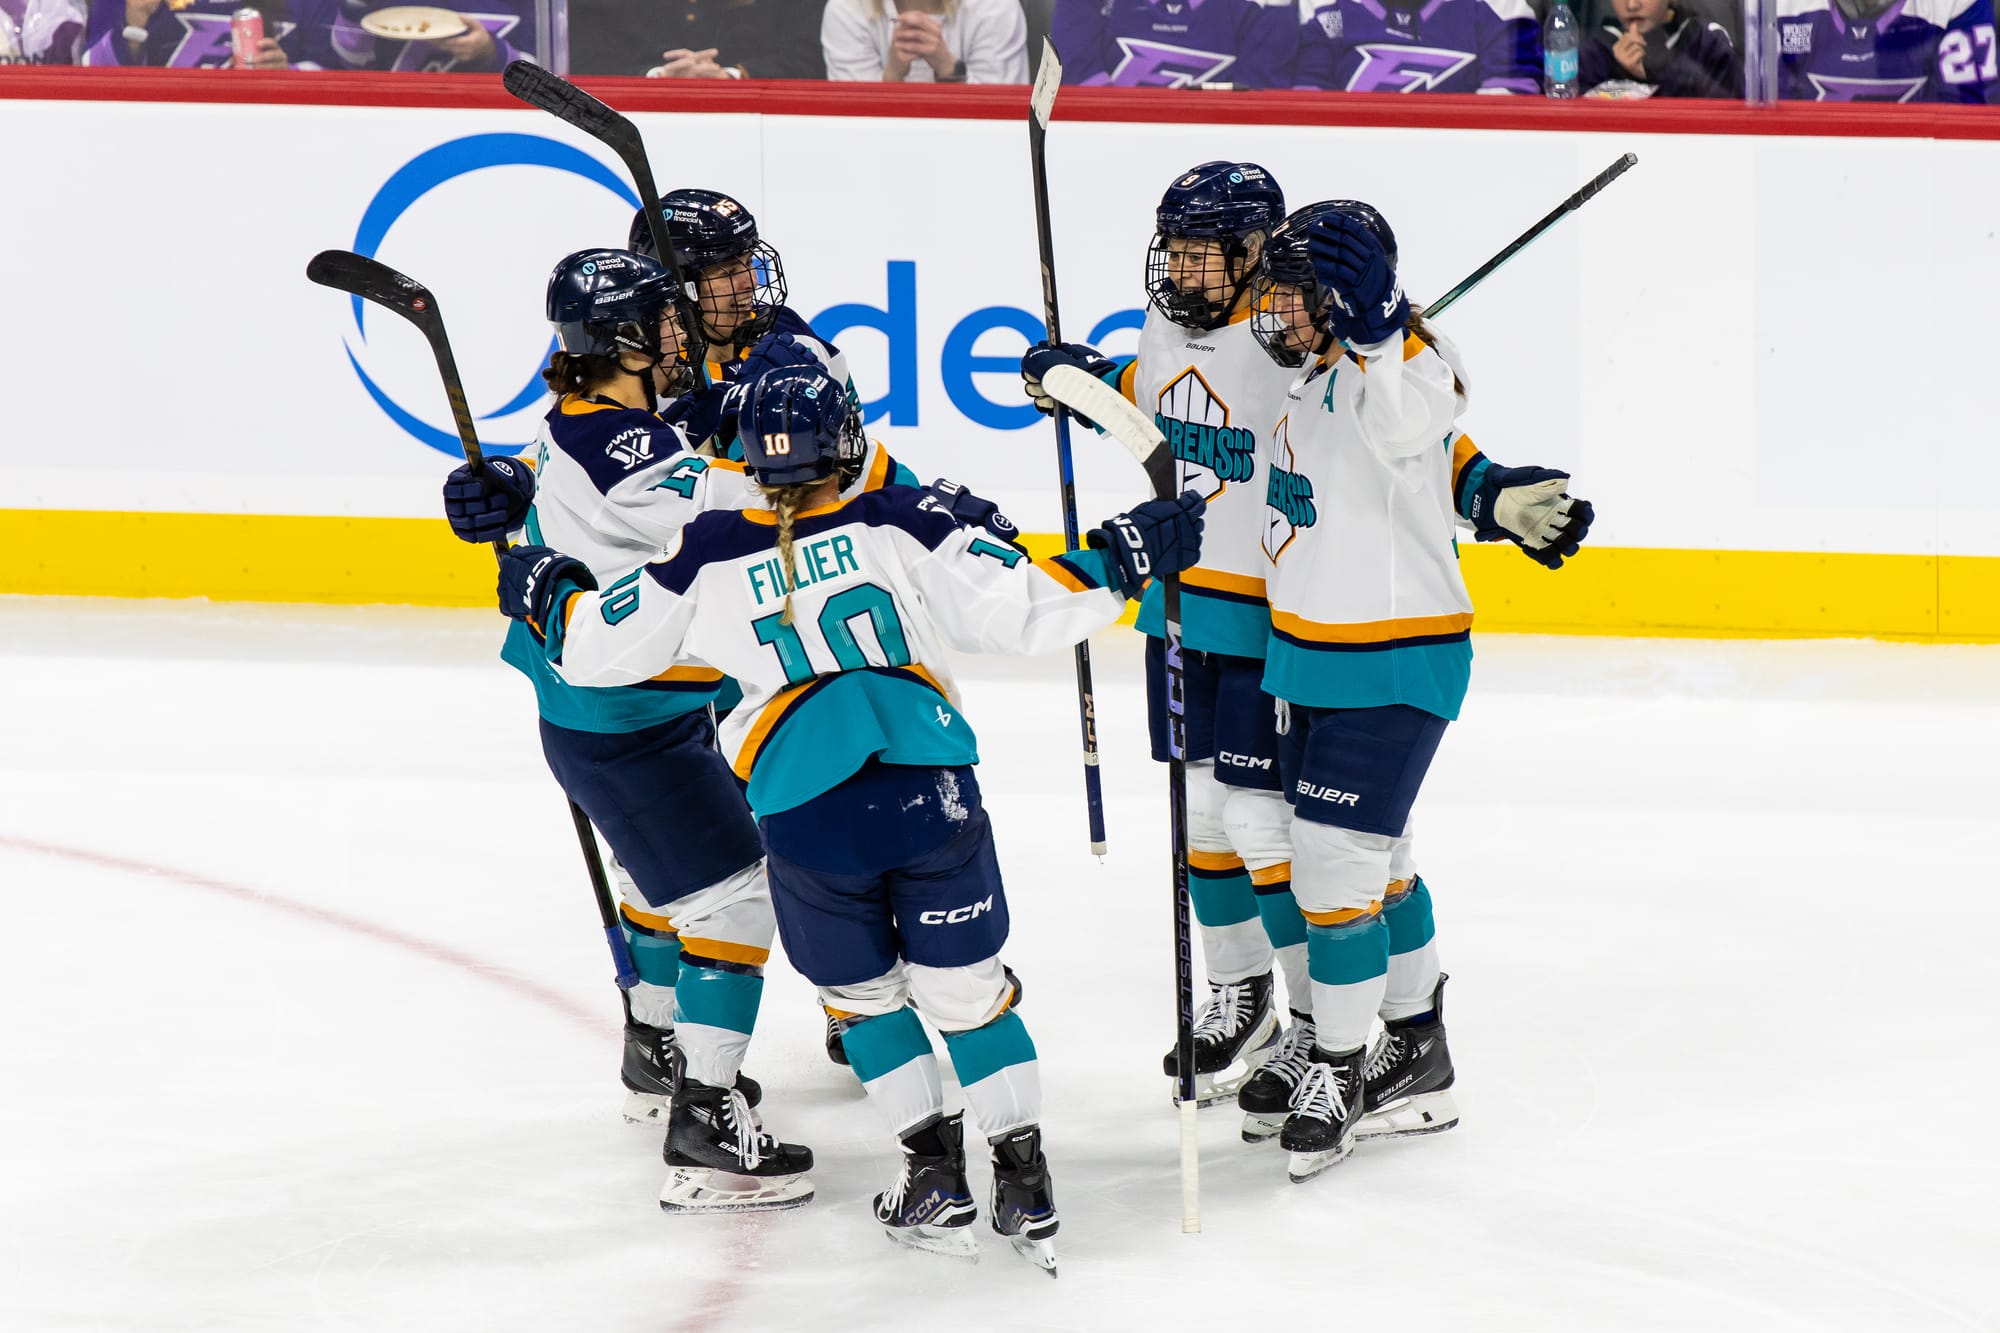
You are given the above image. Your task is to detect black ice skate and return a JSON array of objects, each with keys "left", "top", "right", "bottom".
[
  {"left": 874, "top": 1113, "right": 979, "bottom": 1261},
  {"left": 1354, "top": 974, "right": 1459, "bottom": 1142},
  {"left": 1236, "top": 1009, "right": 1316, "bottom": 1143},
  {"left": 989, "top": 1125, "right": 1059, "bottom": 1277},
  {"left": 1161, "top": 970, "right": 1279, "bottom": 1106},
  {"left": 1280, "top": 1046, "right": 1366, "bottom": 1184},
  {"left": 621, "top": 1020, "right": 762, "bottom": 1125},
  {"left": 659, "top": 1080, "right": 813, "bottom": 1214}
]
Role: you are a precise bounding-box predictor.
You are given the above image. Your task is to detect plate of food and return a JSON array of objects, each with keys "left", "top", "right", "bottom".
[{"left": 358, "top": 5, "right": 468, "bottom": 40}]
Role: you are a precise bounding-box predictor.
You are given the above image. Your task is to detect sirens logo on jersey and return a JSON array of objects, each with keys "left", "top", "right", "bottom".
[
  {"left": 338, "top": 133, "right": 640, "bottom": 458},
  {"left": 1156, "top": 367, "right": 1255, "bottom": 503},
  {"left": 1262, "top": 415, "right": 1316, "bottom": 562}
]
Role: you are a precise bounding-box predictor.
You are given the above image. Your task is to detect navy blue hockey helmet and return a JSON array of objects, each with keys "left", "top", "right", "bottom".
[
  {"left": 1145, "top": 161, "right": 1286, "bottom": 330},
  {"left": 1249, "top": 201, "right": 1361, "bottom": 368},
  {"left": 544, "top": 248, "right": 679, "bottom": 362},
  {"left": 738, "top": 363, "right": 865, "bottom": 487},
  {"left": 630, "top": 188, "right": 788, "bottom": 345}
]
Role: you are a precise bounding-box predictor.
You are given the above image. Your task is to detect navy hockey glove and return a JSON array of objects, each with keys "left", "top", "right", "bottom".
[
  {"left": 497, "top": 544, "right": 598, "bottom": 635},
  {"left": 1307, "top": 213, "right": 1409, "bottom": 347},
  {"left": 923, "top": 478, "right": 1024, "bottom": 549},
  {"left": 659, "top": 380, "right": 746, "bottom": 449},
  {"left": 442, "top": 456, "right": 535, "bottom": 545},
  {"left": 739, "top": 329, "right": 822, "bottom": 381},
  {"left": 1087, "top": 490, "right": 1206, "bottom": 600},
  {"left": 1021, "top": 340, "right": 1120, "bottom": 427},
  {"left": 1464, "top": 462, "right": 1595, "bottom": 570}
]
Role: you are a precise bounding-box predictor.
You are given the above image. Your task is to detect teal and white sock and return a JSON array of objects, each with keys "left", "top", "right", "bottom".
[
  {"left": 1189, "top": 852, "right": 1272, "bottom": 984},
  {"left": 941, "top": 1010, "right": 1041, "bottom": 1139},
  {"left": 1305, "top": 912, "right": 1389, "bottom": 1053},
  {"left": 842, "top": 1008, "right": 943, "bottom": 1135},
  {"left": 1381, "top": 877, "right": 1441, "bottom": 1022},
  {"left": 1250, "top": 860, "right": 1311, "bottom": 1016},
  {"left": 619, "top": 902, "right": 682, "bottom": 1031}
]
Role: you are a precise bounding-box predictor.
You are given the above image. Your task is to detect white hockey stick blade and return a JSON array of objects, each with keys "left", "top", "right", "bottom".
[
  {"left": 1031, "top": 40, "right": 1061, "bottom": 129},
  {"left": 1040, "top": 363, "right": 1176, "bottom": 500}
]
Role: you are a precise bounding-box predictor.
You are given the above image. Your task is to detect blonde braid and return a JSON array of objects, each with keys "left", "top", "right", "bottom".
[{"left": 759, "top": 481, "right": 820, "bottom": 626}]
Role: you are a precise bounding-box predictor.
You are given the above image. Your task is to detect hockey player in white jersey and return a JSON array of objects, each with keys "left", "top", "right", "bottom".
[
  {"left": 1243, "top": 200, "right": 1589, "bottom": 1181},
  {"left": 496, "top": 361, "right": 1206, "bottom": 1271}
]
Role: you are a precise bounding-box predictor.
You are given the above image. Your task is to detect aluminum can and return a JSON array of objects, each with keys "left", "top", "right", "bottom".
[{"left": 230, "top": 7, "right": 264, "bottom": 65}]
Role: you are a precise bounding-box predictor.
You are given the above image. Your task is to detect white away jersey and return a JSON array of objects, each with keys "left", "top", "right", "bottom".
[
  {"left": 1261, "top": 332, "right": 1476, "bottom": 721},
  {"left": 542, "top": 487, "right": 1127, "bottom": 815},
  {"left": 1124, "top": 308, "right": 1297, "bottom": 659}
]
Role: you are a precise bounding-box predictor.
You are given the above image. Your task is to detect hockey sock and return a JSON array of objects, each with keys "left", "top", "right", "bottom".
[
  {"left": 842, "top": 1008, "right": 944, "bottom": 1135},
  {"left": 1380, "top": 877, "right": 1441, "bottom": 1023},
  {"left": 1304, "top": 909, "right": 1389, "bottom": 1053},
  {"left": 1189, "top": 851, "right": 1273, "bottom": 984},
  {"left": 940, "top": 1011, "right": 1041, "bottom": 1140},
  {"left": 619, "top": 902, "right": 682, "bottom": 1030},
  {"left": 673, "top": 935, "right": 768, "bottom": 1088},
  {"left": 1249, "top": 861, "right": 1311, "bottom": 1016}
]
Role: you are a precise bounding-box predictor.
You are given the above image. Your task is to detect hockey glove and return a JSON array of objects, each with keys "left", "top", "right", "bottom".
[
  {"left": 497, "top": 543, "right": 598, "bottom": 637},
  {"left": 740, "top": 329, "right": 823, "bottom": 381},
  {"left": 922, "top": 478, "right": 1024, "bottom": 549},
  {"left": 1307, "top": 213, "right": 1409, "bottom": 347},
  {"left": 1087, "top": 490, "right": 1206, "bottom": 600},
  {"left": 1465, "top": 463, "right": 1595, "bottom": 569},
  {"left": 659, "top": 380, "right": 747, "bottom": 450},
  {"left": 1021, "top": 340, "right": 1120, "bottom": 428},
  {"left": 442, "top": 456, "right": 535, "bottom": 545}
]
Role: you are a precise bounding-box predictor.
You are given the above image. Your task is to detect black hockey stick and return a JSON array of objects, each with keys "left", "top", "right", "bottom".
[
  {"left": 1033, "top": 363, "right": 1197, "bottom": 1233},
  {"left": 306, "top": 248, "right": 641, "bottom": 995},
  {"left": 1421, "top": 152, "right": 1637, "bottom": 321},
  {"left": 501, "top": 60, "right": 712, "bottom": 392},
  {"left": 1027, "top": 40, "right": 1110, "bottom": 858}
]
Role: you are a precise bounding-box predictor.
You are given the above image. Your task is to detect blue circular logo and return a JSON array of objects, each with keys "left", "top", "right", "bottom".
[
  {"left": 1228, "top": 171, "right": 1244, "bottom": 183},
  {"left": 581, "top": 260, "right": 598, "bottom": 276},
  {"left": 342, "top": 132, "right": 639, "bottom": 457}
]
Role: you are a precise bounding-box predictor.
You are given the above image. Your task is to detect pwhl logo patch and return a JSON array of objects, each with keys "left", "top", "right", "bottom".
[{"left": 342, "top": 133, "right": 639, "bottom": 457}]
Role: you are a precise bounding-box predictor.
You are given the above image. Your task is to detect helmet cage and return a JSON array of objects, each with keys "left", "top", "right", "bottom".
[
  {"left": 1144, "top": 229, "right": 1256, "bottom": 330},
  {"left": 694, "top": 240, "right": 788, "bottom": 348}
]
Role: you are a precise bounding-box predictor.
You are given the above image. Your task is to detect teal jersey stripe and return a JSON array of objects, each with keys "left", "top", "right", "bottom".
[
  {"left": 843, "top": 1008, "right": 932, "bottom": 1083},
  {"left": 1261, "top": 637, "right": 1472, "bottom": 722},
  {"left": 502, "top": 620, "right": 719, "bottom": 734},
  {"left": 940, "top": 1010, "right": 1036, "bottom": 1086},
  {"left": 888, "top": 461, "right": 921, "bottom": 488},
  {"left": 1136, "top": 579, "right": 1273, "bottom": 658},
  {"left": 674, "top": 965, "right": 763, "bottom": 1037},
  {"left": 745, "top": 670, "right": 980, "bottom": 817},
  {"left": 1307, "top": 915, "right": 1389, "bottom": 987}
]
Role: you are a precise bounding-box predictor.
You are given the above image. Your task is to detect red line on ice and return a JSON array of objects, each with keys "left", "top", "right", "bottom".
[{"left": 0, "top": 833, "right": 608, "bottom": 1032}]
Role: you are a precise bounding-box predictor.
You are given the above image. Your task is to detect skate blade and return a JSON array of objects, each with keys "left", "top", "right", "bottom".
[
  {"left": 1353, "top": 1089, "right": 1460, "bottom": 1142},
  {"left": 1240, "top": 1110, "right": 1285, "bottom": 1144},
  {"left": 1169, "top": 1017, "right": 1284, "bottom": 1108},
  {"left": 1285, "top": 1141, "right": 1354, "bottom": 1184},
  {"left": 622, "top": 1090, "right": 671, "bottom": 1126},
  {"left": 659, "top": 1167, "right": 813, "bottom": 1214},
  {"left": 881, "top": 1221, "right": 980, "bottom": 1262},
  {"left": 1006, "top": 1233, "right": 1058, "bottom": 1278}
]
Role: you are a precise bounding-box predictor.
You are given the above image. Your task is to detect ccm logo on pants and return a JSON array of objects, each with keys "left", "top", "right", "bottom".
[
  {"left": 1296, "top": 782, "right": 1361, "bottom": 807},
  {"left": 919, "top": 895, "right": 995, "bottom": 926},
  {"left": 1219, "top": 752, "right": 1271, "bottom": 770}
]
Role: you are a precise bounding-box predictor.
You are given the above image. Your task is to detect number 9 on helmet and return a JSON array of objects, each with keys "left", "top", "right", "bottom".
[{"left": 737, "top": 365, "right": 865, "bottom": 487}]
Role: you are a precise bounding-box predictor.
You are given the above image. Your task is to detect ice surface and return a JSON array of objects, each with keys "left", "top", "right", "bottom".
[{"left": 3, "top": 597, "right": 1997, "bottom": 1333}]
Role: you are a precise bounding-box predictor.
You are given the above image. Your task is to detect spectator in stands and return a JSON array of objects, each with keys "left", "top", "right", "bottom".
[
  {"left": 1776, "top": 0, "right": 1997, "bottom": 101},
  {"left": 822, "top": 0, "right": 1028, "bottom": 82},
  {"left": 82, "top": 0, "right": 339, "bottom": 66},
  {"left": 567, "top": 0, "right": 828, "bottom": 77},
  {"left": 330, "top": 0, "right": 535, "bottom": 72},
  {"left": 1294, "top": 0, "right": 1541, "bottom": 92},
  {"left": 2, "top": 0, "right": 85, "bottom": 62},
  {"left": 1049, "top": 0, "right": 1298, "bottom": 87},
  {"left": 1580, "top": 0, "right": 1741, "bottom": 96}
]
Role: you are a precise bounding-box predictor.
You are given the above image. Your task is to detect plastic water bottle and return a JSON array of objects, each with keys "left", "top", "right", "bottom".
[{"left": 1544, "top": 0, "right": 1580, "bottom": 98}]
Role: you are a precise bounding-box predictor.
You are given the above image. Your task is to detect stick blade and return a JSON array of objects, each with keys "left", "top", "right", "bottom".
[
  {"left": 504, "top": 59, "right": 632, "bottom": 147},
  {"left": 306, "top": 249, "right": 435, "bottom": 318},
  {"left": 1030, "top": 40, "right": 1061, "bottom": 129},
  {"left": 1041, "top": 364, "right": 1176, "bottom": 500}
]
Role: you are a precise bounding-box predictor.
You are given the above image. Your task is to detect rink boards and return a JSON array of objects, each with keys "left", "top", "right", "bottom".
[{"left": 3, "top": 76, "right": 1996, "bottom": 639}]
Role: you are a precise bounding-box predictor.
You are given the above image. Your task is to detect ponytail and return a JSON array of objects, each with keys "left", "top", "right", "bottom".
[
  {"left": 1403, "top": 311, "right": 1467, "bottom": 397},
  {"left": 758, "top": 481, "right": 822, "bottom": 626},
  {"left": 541, "top": 350, "right": 623, "bottom": 396}
]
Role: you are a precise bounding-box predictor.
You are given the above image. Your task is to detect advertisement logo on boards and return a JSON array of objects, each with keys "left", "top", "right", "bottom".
[{"left": 340, "top": 133, "right": 639, "bottom": 458}]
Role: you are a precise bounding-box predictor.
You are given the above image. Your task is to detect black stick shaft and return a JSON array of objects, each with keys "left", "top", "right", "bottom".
[
  {"left": 1027, "top": 51, "right": 1109, "bottom": 856},
  {"left": 1421, "top": 153, "right": 1637, "bottom": 322}
]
